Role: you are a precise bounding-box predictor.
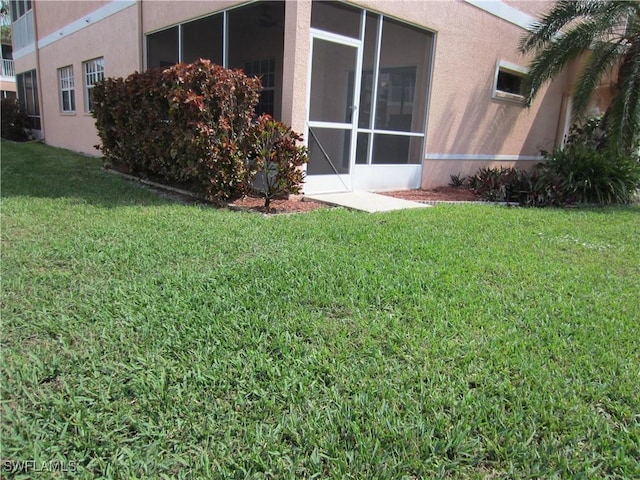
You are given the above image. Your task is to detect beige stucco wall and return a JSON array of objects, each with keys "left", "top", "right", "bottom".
[
  {"left": 13, "top": 50, "right": 37, "bottom": 76},
  {"left": 281, "top": 0, "right": 311, "bottom": 135},
  {"left": 36, "top": 2, "right": 139, "bottom": 154}
]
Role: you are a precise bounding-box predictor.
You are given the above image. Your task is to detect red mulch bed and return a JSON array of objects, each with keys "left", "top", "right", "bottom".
[{"left": 229, "top": 196, "right": 328, "bottom": 214}]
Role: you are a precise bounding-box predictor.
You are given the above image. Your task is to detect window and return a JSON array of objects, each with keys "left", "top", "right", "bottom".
[
  {"left": 493, "top": 61, "right": 527, "bottom": 102},
  {"left": 311, "top": 1, "right": 361, "bottom": 39},
  {"left": 58, "top": 66, "right": 75, "bottom": 112},
  {"left": 244, "top": 58, "right": 276, "bottom": 116},
  {"left": 16, "top": 69, "right": 40, "bottom": 129},
  {"left": 10, "top": 0, "right": 32, "bottom": 22},
  {"left": 147, "top": 27, "right": 179, "bottom": 69},
  {"left": 83, "top": 57, "right": 104, "bottom": 112},
  {"left": 145, "top": 3, "right": 285, "bottom": 118},
  {"left": 228, "top": 2, "right": 284, "bottom": 118},
  {"left": 349, "top": 12, "right": 433, "bottom": 165},
  {"left": 182, "top": 15, "right": 223, "bottom": 65}
]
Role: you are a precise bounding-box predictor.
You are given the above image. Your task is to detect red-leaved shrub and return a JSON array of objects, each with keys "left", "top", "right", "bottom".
[
  {"left": 249, "top": 115, "right": 308, "bottom": 209},
  {"left": 92, "top": 60, "right": 262, "bottom": 201}
]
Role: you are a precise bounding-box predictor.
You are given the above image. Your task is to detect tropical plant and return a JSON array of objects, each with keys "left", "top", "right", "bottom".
[
  {"left": 541, "top": 145, "right": 640, "bottom": 205},
  {"left": 249, "top": 115, "right": 308, "bottom": 210},
  {"left": 448, "top": 173, "right": 466, "bottom": 187},
  {"left": 468, "top": 167, "right": 522, "bottom": 203},
  {"left": 520, "top": 0, "right": 640, "bottom": 156},
  {"left": 1, "top": 0, "right": 11, "bottom": 43}
]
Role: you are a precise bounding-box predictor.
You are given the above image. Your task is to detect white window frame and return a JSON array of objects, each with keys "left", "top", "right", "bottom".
[
  {"left": 83, "top": 57, "right": 104, "bottom": 113},
  {"left": 58, "top": 65, "right": 75, "bottom": 113},
  {"left": 492, "top": 60, "right": 528, "bottom": 103}
]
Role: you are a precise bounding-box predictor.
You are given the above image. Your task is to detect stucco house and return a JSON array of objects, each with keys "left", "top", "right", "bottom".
[{"left": 11, "top": 0, "right": 578, "bottom": 194}]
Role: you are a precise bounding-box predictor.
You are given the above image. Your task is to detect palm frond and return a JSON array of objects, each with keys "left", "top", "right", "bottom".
[
  {"left": 520, "top": 0, "right": 637, "bottom": 53},
  {"left": 607, "top": 42, "right": 640, "bottom": 155},
  {"left": 571, "top": 40, "right": 628, "bottom": 119},
  {"left": 520, "top": 0, "right": 594, "bottom": 53},
  {"left": 523, "top": 21, "right": 607, "bottom": 104}
]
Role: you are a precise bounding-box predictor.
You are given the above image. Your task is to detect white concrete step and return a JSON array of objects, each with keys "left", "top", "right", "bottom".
[{"left": 305, "top": 191, "right": 431, "bottom": 213}]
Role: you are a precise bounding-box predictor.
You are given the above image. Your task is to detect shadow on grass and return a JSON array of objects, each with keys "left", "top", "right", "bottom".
[{"left": 1, "top": 141, "right": 197, "bottom": 208}]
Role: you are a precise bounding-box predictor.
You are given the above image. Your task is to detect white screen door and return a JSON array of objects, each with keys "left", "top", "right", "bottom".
[{"left": 305, "top": 32, "right": 361, "bottom": 194}]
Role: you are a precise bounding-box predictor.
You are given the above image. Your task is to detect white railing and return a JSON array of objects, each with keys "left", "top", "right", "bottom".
[{"left": 1, "top": 59, "right": 15, "bottom": 77}]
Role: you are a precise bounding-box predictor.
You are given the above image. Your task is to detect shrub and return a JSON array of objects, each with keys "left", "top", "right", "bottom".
[
  {"left": 468, "top": 167, "right": 521, "bottom": 203},
  {"left": 249, "top": 115, "right": 308, "bottom": 209},
  {"left": 1, "top": 99, "right": 30, "bottom": 141},
  {"left": 469, "top": 115, "right": 640, "bottom": 208},
  {"left": 93, "top": 70, "right": 173, "bottom": 177},
  {"left": 92, "top": 60, "right": 262, "bottom": 201},
  {"left": 448, "top": 173, "right": 466, "bottom": 187},
  {"left": 469, "top": 149, "right": 640, "bottom": 207},
  {"left": 517, "top": 164, "right": 567, "bottom": 207},
  {"left": 167, "top": 62, "right": 261, "bottom": 200},
  {"left": 468, "top": 166, "right": 568, "bottom": 207},
  {"left": 542, "top": 146, "right": 640, "bottom": 205}
]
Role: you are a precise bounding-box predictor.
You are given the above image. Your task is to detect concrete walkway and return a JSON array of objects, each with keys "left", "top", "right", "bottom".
[{"left": 305, "top": 191, "right": 431, "bottom": 213}]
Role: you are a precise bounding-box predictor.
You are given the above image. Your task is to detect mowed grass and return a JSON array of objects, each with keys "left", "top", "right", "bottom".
[{"left": 1, "top": 140, "right": 639, "bottom": 479}]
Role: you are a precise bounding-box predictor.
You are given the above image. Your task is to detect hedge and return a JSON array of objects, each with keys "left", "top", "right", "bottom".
[{"left": 93, "top": 60, "right": 268, "bottom": 201}]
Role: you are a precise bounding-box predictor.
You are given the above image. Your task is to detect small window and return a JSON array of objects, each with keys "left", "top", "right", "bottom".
[
  {"left": 493, "top": 61, "right": 527, "bottom": 102},
  {"left": 83, "top": 57, "right": 104, "bottom": 112},
  {"left": 58, "top": 65, "right": 75, "bottom": 112}
]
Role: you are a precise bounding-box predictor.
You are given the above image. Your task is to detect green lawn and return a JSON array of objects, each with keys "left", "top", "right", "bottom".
[{"left": 1, "top": 141, "right": 639, "bottom": 479}]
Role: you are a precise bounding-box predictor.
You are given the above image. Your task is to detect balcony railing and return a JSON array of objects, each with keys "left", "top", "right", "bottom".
[{"left": 1, "top": 59, "right": 15, "bottom": 78}]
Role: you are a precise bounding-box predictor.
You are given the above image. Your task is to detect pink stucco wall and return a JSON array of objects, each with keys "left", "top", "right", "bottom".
[
  {"left": 142, "top": 0, "right": 240, "bottom": 33},
  {"left": 502, "top": 0, "right": 554, "bottom": 18},
  {"left": 35, "top": 1, "right": 111, "bottom": 38},
  {"left": 35, "top": 3, "right": 139, "bottom": 154}
]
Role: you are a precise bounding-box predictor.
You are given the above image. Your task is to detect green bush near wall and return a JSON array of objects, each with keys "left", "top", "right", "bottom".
[
  {"left": 539, "top": 146, "right": 640, "bottom": 205},
  {"left": 469, "top": 117, "right": 640, "bottom": 207},
  {"left": 0, "top": 99, "right": 31, "bottom": 142}
]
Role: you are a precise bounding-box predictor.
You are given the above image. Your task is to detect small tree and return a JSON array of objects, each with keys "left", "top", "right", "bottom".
[{"left": 249, "top": 115, "right": 308, "bottom": 210}]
